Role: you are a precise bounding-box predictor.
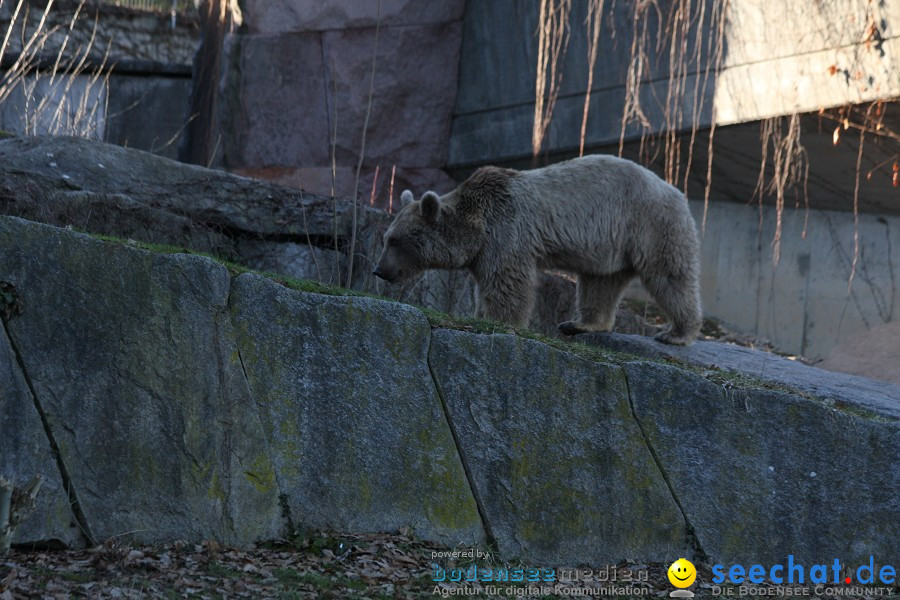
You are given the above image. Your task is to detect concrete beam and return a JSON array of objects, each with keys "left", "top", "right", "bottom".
[{"left": 449, "top": 0, "right": 900, "bottom": 166}]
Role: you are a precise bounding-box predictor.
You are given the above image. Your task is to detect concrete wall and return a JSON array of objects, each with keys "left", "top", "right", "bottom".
[
  {"left": 0, "top": 4, "right": 196, "bottom": 158},
  {"left": 450, "top": 0, "right": 900, "bottom": 166},
  {"left": 691, "top": 198, "right": 899, "bottom": 379}
]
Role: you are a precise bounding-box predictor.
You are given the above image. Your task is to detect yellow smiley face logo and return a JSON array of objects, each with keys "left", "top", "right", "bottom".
[{"left": 668, "top": 558, "right": 697, "bottom": 588}]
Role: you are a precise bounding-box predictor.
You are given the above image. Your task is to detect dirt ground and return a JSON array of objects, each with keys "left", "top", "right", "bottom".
[{"left": 3, "top": 531, "right": 897, "bottom": 599}]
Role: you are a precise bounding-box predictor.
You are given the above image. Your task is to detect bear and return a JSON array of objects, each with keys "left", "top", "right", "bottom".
[{"left": 373, "top": 154, "right": 702, "bottom": 345}]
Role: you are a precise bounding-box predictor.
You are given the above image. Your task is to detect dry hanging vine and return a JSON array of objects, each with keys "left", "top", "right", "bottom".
[
  {"left": 533, "top": 0, "right": 571, "bottom": 162},
  {"left": 539, "top": 0, "right": 898, "bottom": 274}
]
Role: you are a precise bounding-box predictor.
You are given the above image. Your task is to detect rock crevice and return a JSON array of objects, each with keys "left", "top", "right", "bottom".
[
  {"left": 621, "top": 366, "right": 707, "bottom": 562},
  {"left": 0, "top": 318, "right": 95, "bottom": 547},
  {"left": 425, "top": 341, "right": 496, "bottom": 551}
]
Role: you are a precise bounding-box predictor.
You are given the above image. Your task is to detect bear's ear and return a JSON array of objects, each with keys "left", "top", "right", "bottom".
[
  {"left": 420, "top": 191, "right": 440, "bottom": 222},
  {"left": 400, "top": 190, "right": 414, "bottom": 207}
]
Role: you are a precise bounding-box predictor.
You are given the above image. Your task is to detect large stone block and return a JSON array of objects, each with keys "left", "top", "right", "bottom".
[
  {"left": 226, "top": 33, "right": 332, "bottom": 169},
  {"left": 241, "top": 0, "right": 465, "bottom": 35},
  {"left": 429, "top": 330, "right": 687, "bottom": 565},
  {"left": 0, "top": 217, "right": 283, "bottom": 545},
  {"left": 228, "top": 273, "right": 485, "bottom": 545},
  {"left": 0, "top": 135, "right": 346, "bottom": 241},
  {"left": 226, "top": 22, "right": 462, "bottom": 172},
  {"left": 626, "top": 360, "right": 900, "bottom": 565},
  {"left": 579, "top": 331, "right": 900, "bottom": 420},
  {"left": 322, "top": 22, "right": 463, "bottom": 168}
]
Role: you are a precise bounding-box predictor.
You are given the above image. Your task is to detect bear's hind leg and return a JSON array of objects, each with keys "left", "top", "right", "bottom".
[
  {"left": 640, "top": 273, "right": 701, "bottom": 345},
  {"left": 558, "top": 271, "right": 635, "bottom": 335}
]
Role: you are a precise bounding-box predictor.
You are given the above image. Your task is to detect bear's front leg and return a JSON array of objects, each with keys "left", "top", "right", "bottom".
[{"left": 475, "top": 263, "right": 537, "bottom": 328}]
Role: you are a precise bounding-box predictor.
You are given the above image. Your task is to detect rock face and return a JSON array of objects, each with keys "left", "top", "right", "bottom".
[
  {"left": 220, "top": 0, "right": 465, "bottom": 201},
  {"left": 0, "top": 216, "right": 483, "bottom": 548},
  {"left": 577, "top": 331, "right": 900, "bottom": 419},
  {"left": 229, "top": 274, "right": 483, "bottom": 544},
  {"left": 580, "top": 332, "right": 900, "bottom": 564},
  {"left": 2, "top": 215, "right": 898, "bottom": 567},
  {"left": 627, "top": 362, "right": 900, "bottom": 565},
  {"left": 0, "top": 216, "right": 283, "bottom": 545},
  {"left": 0, "top": 135, "right": 575, "bottom": 336},
  {"left": 0, "top": 326, "right": 80, "bottom": 547},
  {"left": 429, "top": 330, "right": 686, "bottom": 564}
]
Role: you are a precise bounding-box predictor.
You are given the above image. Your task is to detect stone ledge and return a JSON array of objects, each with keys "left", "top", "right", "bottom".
[{"left": 2, "top": 215, "right": 897, "bottom": 567}]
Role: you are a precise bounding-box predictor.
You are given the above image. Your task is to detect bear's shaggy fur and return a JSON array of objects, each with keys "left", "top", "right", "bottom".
[{"left": 373, "top": 154, "right": 702, "bottom": 345}]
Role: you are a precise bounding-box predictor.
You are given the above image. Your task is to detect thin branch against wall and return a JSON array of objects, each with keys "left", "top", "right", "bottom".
[
  {"left": 700, "top": 0, "right": 727, "bottom": 233},
  {"left": 579, "top": 0, "right": 604, "bottom": 157},
  {"left": 617, "top": 0, "right": 727, "bottom": 193},
  {"left": 618, "top": 0, "right": 655, "bottom": 159},
  {"left": 1, "top": 0, "right": 111, "bottom": 138},
  {"left": 532, "top": 0, "right": 571, "bottom": 163},
  {"left": 754, "top": 114, "right": 809, "bottom": 266},
  {"left": 346, "top": 0, "right": 381, "bottom": 288},
  {"left": 847, "top": 103, "right": 877, "bottom": 290},
  {"left": 0, "top": 0, "right": 58, "bottom": 106},
  {"left": 329, "top": 56, "right": 341, "bottom": 280}
]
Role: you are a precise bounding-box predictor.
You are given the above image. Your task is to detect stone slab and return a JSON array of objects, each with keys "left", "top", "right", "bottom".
[
  {"left": 228, "top": 273, "right": 485, "bottom": 545},
  {"left": 429, "top": 330, "right": 687, "bottom": 565},
  {"left": 0, "top": 216, "right": 283, "bottom": 545},
  {"left": 627, "top": 360, "right": 900, "bottom": 565},
  {"left": 0, "top": 323, "right": 82, "bottom": 547},
  {"left": 578, "top": 331, "right": 900, "bottom": 421}
]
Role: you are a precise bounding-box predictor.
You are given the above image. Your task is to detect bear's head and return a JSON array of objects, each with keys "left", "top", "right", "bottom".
[{"left": 372, "top": 186, "right": 487, "bottom": 284}]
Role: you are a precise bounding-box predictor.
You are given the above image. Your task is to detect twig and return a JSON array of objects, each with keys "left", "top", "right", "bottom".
[
  {"left": 533, "top": 0, "right": 571, "bottom": 162},
  {"left": 579, "top": 0, "right": 604, "bottom": 157},
  {"left": 329, "top": 56, "right": 340, "bottom": 279},
  {"left": 346, "top": 0, "right": 381, "bottom": 288},
  {"left": 848, "top": 104, "right": 875, "bottom": 291},
  {"left": 388, "top": 164, "right": 396, "bottom": 213},
  {"left": 1, "top": 475, "right": 43, "bottom": 554}
]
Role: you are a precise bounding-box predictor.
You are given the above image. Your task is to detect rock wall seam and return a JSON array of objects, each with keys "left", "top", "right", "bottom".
[
  {"left": 0, "top": 318, "right": 96, "bottom": 547},
  {"left": 425, "top": 332, "right": 496, "bottom": 549},
  {"left": 621, "top": 365, "right": 707, "bottom": 562},
  {"left": 225, "top": 280, "right": 295, "bottom": 537},
  {"left": 212, "top": 284, "right": 237, "bottom": 535}
]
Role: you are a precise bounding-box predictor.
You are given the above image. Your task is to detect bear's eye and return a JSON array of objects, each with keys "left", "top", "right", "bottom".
[{"left": 387, "top": 237, "right": 399, "bottom": 248}]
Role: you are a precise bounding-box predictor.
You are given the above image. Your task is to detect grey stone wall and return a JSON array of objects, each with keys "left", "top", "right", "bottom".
[
  {"left": 0, "top": 3, "right": 197, "bottom": 158},
  {"left": 2, "top": 215, "right": 898, "bottom": 566},
  {"left": 221, "top": 0, "right": 466, "bottom": 204},
  {"left": 691, "top": 198, "right": 900, "bottom": 381}
]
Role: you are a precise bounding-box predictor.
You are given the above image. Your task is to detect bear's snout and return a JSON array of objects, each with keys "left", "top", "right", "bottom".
[{"left": 372, "top": 264, "right": 399, "bottom": 283}]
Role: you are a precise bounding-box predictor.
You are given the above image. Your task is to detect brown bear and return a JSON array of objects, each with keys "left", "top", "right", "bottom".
[{"left": 373, "top": 154, "right": 702, "bottom": 345}]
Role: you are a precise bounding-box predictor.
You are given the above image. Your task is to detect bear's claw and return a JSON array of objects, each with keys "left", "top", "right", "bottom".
[
  {"left": 654, "top": 328, "right": 695, "bottom": 346},
  {"left": 558, "top": 321, "right": 588, "bottom": 336}
]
